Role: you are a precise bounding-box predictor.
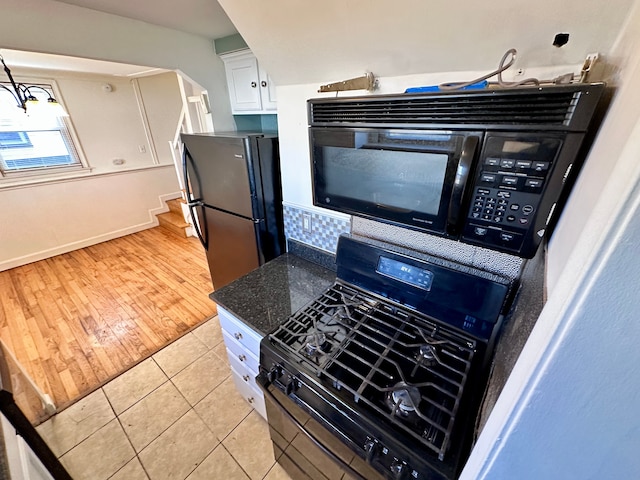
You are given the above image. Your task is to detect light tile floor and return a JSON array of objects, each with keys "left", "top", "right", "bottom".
[{"left": 36, "top": 317, "right": 293, "bottom": 480}]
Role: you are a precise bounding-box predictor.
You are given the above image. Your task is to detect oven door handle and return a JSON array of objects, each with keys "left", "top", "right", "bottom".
[
  {"left": 257, "top": 373, "right": 368, "bottom": 480},
  {"left": 447, "top": 135, "right": 480, "bottom": 235}
]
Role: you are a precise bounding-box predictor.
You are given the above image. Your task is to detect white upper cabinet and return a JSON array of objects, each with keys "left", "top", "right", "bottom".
[{"left": 221, "top": 50, "right": 277, "bottom": 114}]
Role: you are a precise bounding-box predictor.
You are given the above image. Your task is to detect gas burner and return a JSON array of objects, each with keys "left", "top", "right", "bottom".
[
  {"left": 411, "top": 341, "right": 447, "bottom": 376},
  {"left": 304, "top": 332, "right": 328, "bottom": 356},
  {"left": 332, "top": 305, "right": 352, "bottom": 325},
  {"left": 416, "top": 345, "right": 438, "bottom": 367},
  {"left": 385, "top": 382, "right": 422, "bottom": 417}
]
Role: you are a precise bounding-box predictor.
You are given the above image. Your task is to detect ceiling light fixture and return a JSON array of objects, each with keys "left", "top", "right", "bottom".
[{"left": 0, "top": 54, "right": 68, "bottom": 116}]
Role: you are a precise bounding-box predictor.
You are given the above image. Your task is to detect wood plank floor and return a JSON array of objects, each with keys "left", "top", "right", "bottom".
[{"left": 0, "top": 227, "right": 216, "bottom": 419}]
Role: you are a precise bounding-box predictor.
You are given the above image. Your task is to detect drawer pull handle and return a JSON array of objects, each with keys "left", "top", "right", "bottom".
[
  {"left": 251, "top": 81, "right": 257, "bottom": 88},
  {"left": 261, "top": 80, "right": 267, "bottom": 87},
  {"left": 247, "top": 397, "right": 255, "bottom": 404},
  {"left": 238, "top": 354, "right": 246, "bottom": 362},
  {"left": 242, "top": 375, "right": 250, "bottom": 382},
  {"left": 233, "top": 154, "right": 243, "bottom": 159},
  {"left": 234, "top": 332, "right": 243, "bottom": 340}
]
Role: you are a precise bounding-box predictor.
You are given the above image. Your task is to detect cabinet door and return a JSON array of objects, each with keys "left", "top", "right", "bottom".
[
  {"left": 222, "top": 330, "right": 260, "bottom": 374},
  {"left": 258, "top": 68, "right": 277, "bottom": 111},
  {"left": 229, "top": 361, "right": 267, "bottom": 419},
  {"left": 2, "top": 413, "right": 55, "bottom": 480},
  {"left": 218, "top": 306, "right": 262, "bottom": 355},
  {"left": 224, "top": 55, "right": 261, "bottom": 112}
]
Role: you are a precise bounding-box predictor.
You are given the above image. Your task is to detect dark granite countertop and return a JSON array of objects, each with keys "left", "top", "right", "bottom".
[{"left": 210, "top": 253, "right": 336, "bottom": 336}]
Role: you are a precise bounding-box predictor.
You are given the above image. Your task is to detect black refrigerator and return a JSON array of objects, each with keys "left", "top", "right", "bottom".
[{"left": 181, "top": 132, "right": 284, "bottom": 290}]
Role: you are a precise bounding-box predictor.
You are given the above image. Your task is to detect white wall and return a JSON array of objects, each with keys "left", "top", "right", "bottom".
[
  {"left": 462, "top": 2, "right": 640, "bottom": 477},
  {"left": 54, "top": 72, "right": 152, "bottom": 170},
  {"left": 0, "top": 168, "right": 180, "bottom": 270},
  {"left": 219, "top": 0, "right": 633, "bottom": 86},
  {"left": 0, "top": 68, "right": 185, "bottom": 270},
  {"left": 547, "top": 7, "right": 640, "bottom": 289},
  {"left": 136, "top": 72, "right": 184, "bottom": 165},
  {"left": 1, "top": 0, "right": 235, "bottom": 132}
]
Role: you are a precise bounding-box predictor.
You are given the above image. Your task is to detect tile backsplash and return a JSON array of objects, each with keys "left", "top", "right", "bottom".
[
  {"left": 283, "top": 203, "right": 523, "bottom": 280},
  {"left": 283, "top": 204, "right": 350, "bottom": 253}
]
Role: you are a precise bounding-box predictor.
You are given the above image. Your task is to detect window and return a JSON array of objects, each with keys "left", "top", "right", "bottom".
[{"left": 0, "top": 82, "right": 82, "bottom": 177}]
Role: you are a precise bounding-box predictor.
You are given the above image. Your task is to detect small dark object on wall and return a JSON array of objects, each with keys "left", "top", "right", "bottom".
[{"left": 553, "top": 33, "right": 570, "bottom": 47}]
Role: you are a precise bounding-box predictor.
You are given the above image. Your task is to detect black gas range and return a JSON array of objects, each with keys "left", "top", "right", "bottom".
[{"left": 257, "top": 235, "right": 512, "bottom": 480}]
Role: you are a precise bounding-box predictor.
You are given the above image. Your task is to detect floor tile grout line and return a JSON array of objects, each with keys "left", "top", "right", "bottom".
[
  {"left": 50, "top": 389, "right": 118, "bottom": 460},
  {"left": 99, "top": 358, "right": 172, "bottom": 417},
  {"left": 105, "top": 368, "right": 191, "bottom": 458},
  {"left": 152, "top": 331, "right": 212, "bottom": 379},
  {"left": 168, "top": 372, "right": 231, "bottom": 410},
  {"left": 188, "top": 376, "right": 243, "bottom": 446},
  {"left": 105, "top": 455, "right": 148, "bottom": 480},
  {"left": 177, "top": 433, "right": 220, "bottom": 480},
  {"left": 106, "top": 348, "right": 230, "bottom": 458},
  {"left": 132, "top": 329, "right": 227, "bottom": 480},
  {"left": 134, "top": 403, "right": 220, "bottom": 480},
  {"left": 219, "top": 411, "right": 275, "bottom": 480},
  {"left": 56, "top": 416, "right": 132, "bottom": 477},
  {"left": 129, "top": 375, "right": 223, "bottom": 478},
  {"left": 47, "top": 318, "right": 241, "bottom": 479},
  {"left": 124, "top": 399, "right": 192, "bottom": 456},
  {"left": 106, "top": 388, "right": 152, "bottom": 480},
  {"left": 221, "top": 443, "right": 254, "bottom": 480},
  {"left": 109, "top": 375, "right": 171, "bottom": 418},
  {"left": 261, "top": 462, "right": 280, "bottom": 480}
]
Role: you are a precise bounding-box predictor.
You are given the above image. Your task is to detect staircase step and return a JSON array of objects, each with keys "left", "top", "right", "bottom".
[
  {"left": 157, "top": 212, "right": 190, "bottom": 238},
  {"left": 167, "top": 198, "right": 186, "bottom": 215}
]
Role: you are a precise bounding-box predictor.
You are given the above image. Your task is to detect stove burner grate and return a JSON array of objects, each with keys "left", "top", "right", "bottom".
[
  {"left": 386, "top": 382, "right": 421, "bottom": 415},
  {"left": 267, "top": 281, "right": 479, "bottom": 461},
  {"left": 268, "top": 285, "right": 374, "bottom": 367},
  {"left": 304, "top": 332, "right": 328, "bottom": 356}
]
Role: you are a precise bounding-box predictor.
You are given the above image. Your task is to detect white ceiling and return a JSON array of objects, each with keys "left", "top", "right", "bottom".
[
  {"left": 53, "top": 0, "right": 237, "bottom": 39},
  {"left": 3, "top": 0, "right": 237, "bottom": 76},
  {"left": 1, "top": 49, "right": 168, "bottom": 77}
]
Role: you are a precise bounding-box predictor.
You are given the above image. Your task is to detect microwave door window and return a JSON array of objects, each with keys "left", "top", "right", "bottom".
[{"left": 322, "top": 146, "right": 448, "bottom": 216}]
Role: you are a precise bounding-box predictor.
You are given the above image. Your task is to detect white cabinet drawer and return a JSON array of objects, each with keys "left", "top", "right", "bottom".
[
  {"left": 229, "top": 362, "right": 267, "bottom": 419},
  {"left": 223, "top": 330, "right": 260, "bottom": 374},
  {"left": 218, "top": 306, "right": 262, "bottom": 356},
  {"left": 228, "top": 349, "right": 258, "bottom": 386},
  {"left": 217, "top": 306, "right": 266, "bottom": 419}
]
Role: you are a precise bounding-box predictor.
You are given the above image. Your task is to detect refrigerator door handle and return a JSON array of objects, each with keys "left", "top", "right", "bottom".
[
  {"left": 189, "top": 203, "right": 208, "bottom": 250},
  {"left": 182, "top": 147, "right": 208, "bottom": 249},
  {"left": 182, "top": 147, "right": 199, "bottom": 203}
]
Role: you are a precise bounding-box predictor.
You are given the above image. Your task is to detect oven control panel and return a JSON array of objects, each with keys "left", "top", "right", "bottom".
[
  {"left": 462, "top": 134, "right": 564, "bottom": 257},
  {"left": 363, "top": 436, "right": 412, "bottom": 479},
  {"left": 376, "top": 256, "right": 434, "bottom": 291}
]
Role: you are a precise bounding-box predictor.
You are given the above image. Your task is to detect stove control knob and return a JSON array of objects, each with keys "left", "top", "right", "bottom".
[
  {"left": 285, "top": 377, "right": 299, "bottom": 396},
  {"left": 267, "top": 365, "right": 282, "bottom": 383},
  {"left": 363, "top": 439, "right": 378, "bottom": 462},
  {"left": 389, "top": 458, "right": 407, "bottom": 479}
]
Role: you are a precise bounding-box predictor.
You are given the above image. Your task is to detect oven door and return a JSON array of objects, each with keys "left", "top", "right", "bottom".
[
  {"left": 311, "top": 128, "right": 482, "bottom": 235},
  {"left": 257, "top": 372, "right": 384, "bottom": 480}
]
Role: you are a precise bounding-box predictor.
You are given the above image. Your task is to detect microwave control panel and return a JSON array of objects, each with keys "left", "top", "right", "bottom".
[{"left": 461, "top": 135, "right": 564, "bottom": 257}]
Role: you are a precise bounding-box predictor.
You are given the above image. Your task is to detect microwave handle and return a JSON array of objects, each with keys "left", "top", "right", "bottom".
[{"left": 447, "top": 135, "right": 480, "bottom": 234}]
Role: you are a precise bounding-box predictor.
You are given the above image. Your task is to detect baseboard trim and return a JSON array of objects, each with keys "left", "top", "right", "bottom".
[
  {"left": 0, "top": 191, "right": 183, "bottom": 272},
  {"left": 149, "top": 191, "right": 183, "bottom": 218}
]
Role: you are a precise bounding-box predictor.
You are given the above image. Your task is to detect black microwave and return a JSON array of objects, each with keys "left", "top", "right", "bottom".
[{"left": 308, "top": 83, "right": 607, "bottom": 258}]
